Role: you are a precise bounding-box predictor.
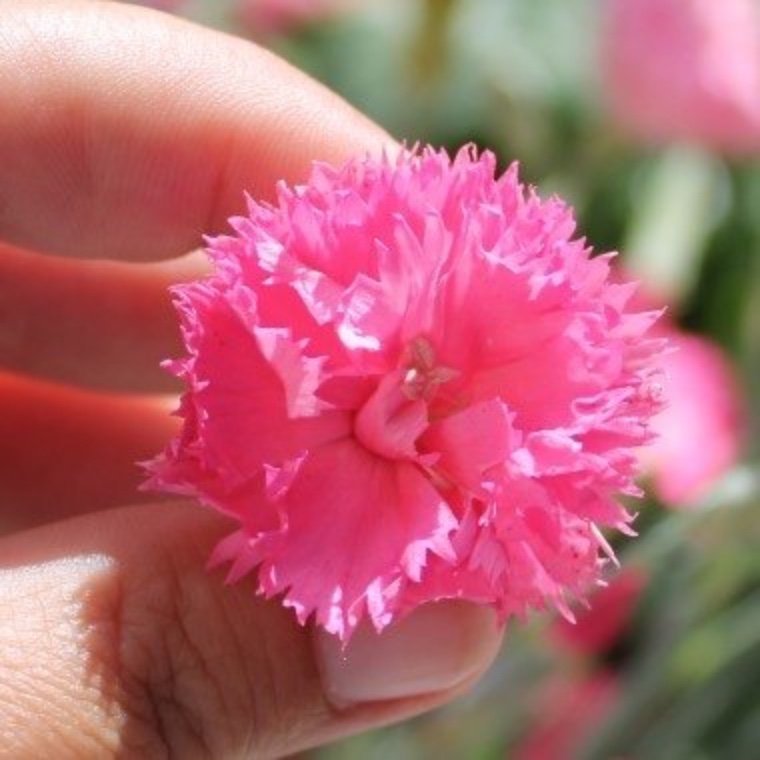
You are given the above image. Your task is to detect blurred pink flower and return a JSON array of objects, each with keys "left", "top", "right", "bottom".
[
  {"left": 146, "top": 147, "right": 664, "bottom": 640},
  {"left": 646, "top": 332, "right": 745, "bottom": 505},
  {"left": 615, "top": 271, "right": 745, "bottom": 506},
  {"left": 513, "top": 671, "right": 621, "bottom": 760},
  {"left": 603, "top": 0, "right": 760, "bottom": 153},
  {"left": 515, "top": 564, "right": 646, "bottom": 757},
  {"left": 552, "top": 566, "right": 647, "bottom": 656},
  {"left": 237, "top": 0, "right": 352, "bottom": 33}
]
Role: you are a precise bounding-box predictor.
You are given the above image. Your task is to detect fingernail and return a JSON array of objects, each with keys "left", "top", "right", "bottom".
[{"left": 316, "top": 601, "right": 501, "bottom": 706}]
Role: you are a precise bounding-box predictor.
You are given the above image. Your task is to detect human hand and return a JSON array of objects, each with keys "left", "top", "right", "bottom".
[{"left": 0, "top": 2, "right": 502, "bottom": 757}]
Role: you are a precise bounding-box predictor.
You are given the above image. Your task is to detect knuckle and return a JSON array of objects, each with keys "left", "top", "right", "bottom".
[
  {"left": 77, "top": 510, "right": 330, "bottom": 759},
  {"left": 82, "top": 550, "right": 243, "bottom": 759}
]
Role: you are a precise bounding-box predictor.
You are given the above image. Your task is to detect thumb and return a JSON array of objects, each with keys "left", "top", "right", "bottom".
[{"left": 0, "top": 501, "right": 502, "bottom": 758}]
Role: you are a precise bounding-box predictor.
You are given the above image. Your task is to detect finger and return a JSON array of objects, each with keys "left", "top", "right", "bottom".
[
  {"left": 0, "top": 243, "right": 206, "bottom": 392},
  {"left": 0, "top": 501, "right": 502, "bottom": 758},
  {"left": 0, "top": 0, "right": 393, "bottom": 261},
  {"left": 0, "top": 372, "right": 177, "bottom": 533}
]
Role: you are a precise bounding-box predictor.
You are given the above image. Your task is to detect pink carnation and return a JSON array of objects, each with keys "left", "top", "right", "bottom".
[
  {"left": 646, "top": 332, "right": 744, "bottom": 506},
  {"left": 237, "top": 0, "right": 352, "bottom": 33},
  {"left": 603, "top": 0, "right": 760, "bottom": 153},
  {"left": 146, "top": 147, "right": 664, "bottom": 641}
]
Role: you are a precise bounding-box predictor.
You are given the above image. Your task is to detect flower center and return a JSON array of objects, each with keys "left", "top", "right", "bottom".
[
  {"left": 401, "top": 337, "right": 460, "bottom": 402},
  {"left": 354, "top": 338, "right": 458, "bottom": 461}
]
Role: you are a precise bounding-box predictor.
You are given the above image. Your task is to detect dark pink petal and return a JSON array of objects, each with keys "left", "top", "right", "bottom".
[
  {"left": 421, "top": 399, "right": 517, "bottom": 492},
  {"left": 228, "top": 440, "right": 457, "bottom": 638}
]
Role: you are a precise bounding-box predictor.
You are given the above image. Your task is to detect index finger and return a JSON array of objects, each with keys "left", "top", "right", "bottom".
[{"left": 0, "top": 0, "right": 393, "bottom": 261}]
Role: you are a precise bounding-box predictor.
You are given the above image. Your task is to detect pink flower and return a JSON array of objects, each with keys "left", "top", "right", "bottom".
[
  {"left": 646, "top": 332, "right": 744, "bottom": 505},
  {"left": 613, "top": 272, "right": 745, "bottom": 507},
  {"left": 552, "top": 567, "right": 647, "bottom": 657},
  {"left": 513, "top": 671, "right": 621, "bottom": 760},
  {"left": 602, "top": 0, "right": 760, "bottom": 153},
  {"left": 515, "top": 567, "right": 645, "bottom": 757},
  {"left": 237, "top": 0, "right": 352, "bottom": 33},
  {"left": 146, "top": 147, "right": 664, "bottom": 641}
]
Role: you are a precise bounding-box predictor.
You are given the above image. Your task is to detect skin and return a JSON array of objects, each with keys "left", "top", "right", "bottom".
[{"left": 0, "top": 2, "right": 503, "bottom": 757}]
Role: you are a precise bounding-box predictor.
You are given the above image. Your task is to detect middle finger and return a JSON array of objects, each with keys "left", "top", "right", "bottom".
[
  {"left": 0, "top": 243, "right": 207, "bottom": 393},
  {"left": 0, "top": 371, "right": 177, "bottom": 533}
]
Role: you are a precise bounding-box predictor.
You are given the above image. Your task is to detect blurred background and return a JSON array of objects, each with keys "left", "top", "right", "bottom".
[{"left": 134, "top": 1, "right": 759, "bottom": 757}]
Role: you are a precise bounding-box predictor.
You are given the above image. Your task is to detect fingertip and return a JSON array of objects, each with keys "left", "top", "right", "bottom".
[{"left": 315, "top": 601, "right": 503, "bottom": 707}]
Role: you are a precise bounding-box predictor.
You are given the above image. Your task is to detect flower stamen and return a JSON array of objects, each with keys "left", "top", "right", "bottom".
[{"left": 401, "top": 337, "right": 459, "bottom": 401}]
